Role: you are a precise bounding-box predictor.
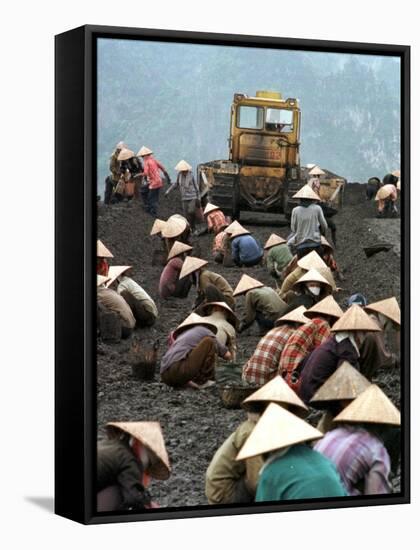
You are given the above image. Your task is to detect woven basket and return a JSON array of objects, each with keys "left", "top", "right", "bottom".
[
  {"left": 130, "top": 341, "right": 158, "bottom": 381},
  {"left": 219, "top": 386, "right": 258, "bottom": 409}
]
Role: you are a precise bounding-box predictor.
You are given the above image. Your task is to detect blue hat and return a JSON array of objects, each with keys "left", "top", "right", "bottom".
[{"left": 347, "top": 293, "right": 367, "bottom": 307}]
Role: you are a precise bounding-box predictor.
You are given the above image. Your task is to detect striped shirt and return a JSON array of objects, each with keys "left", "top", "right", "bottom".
[
  {"left": 242, "top": 325, "right": 295, "bottom": 386},
  {"left": 279, "top": 318, "right": 331, "bottom": 392},
  {"left": 314, "top": 426, "right": 392, "bottom": 496}
]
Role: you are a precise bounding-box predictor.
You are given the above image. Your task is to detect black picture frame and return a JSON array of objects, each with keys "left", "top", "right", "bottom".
[{"left": 55, "top": 24, "right": 410, "bottom": 525}]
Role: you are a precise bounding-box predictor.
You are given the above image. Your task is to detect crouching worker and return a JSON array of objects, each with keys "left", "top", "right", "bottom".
[
  {"left": 229, "top": 224, "right": 264, "bottom": 267},
  {"left": 195, "top": 301, "right": 238, "bottom": 360},
  {"left": 205, "top": 376, "right": 308, "bottom": 505},
  {"left": 106, "top": 266, "right": 158, "bottom": 327},
  {"left": 160, "top": 313, "right": 231, "bottom": 389},
  {"left": 315, "top": 385, "right": 400, "bottom": 495},
  {"left": 97, "top": 239, "right": 113, "bottom": 276},
  {"left": 236, "top": 403, "right": 348, "bottom": 501},
  {"left": 233, "top": 274, "right": 288, "bottom": 335},
  {"left": 203, "top": 203, "right": 229, "bottom": 235},
  {"left": 159, "top": 241, "right": 193, "bottom": 299},
  {"left": 264, "top": 233, "right": 293, "bottom": 281},
  {"left": 97, "top": 275, "right": 136, "bottom": 339},
  {"left": 212, "top": 225, "right": 230, "bottom": 264},
  {"left": 97, "top": 421, "right": 171, "bottom": 512},
  {"left": 179, "top": 256, "right": 235, "bottom": 310}
]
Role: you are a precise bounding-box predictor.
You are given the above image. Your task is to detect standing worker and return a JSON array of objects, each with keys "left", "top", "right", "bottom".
[
  {"left": 288, "top": 185, "right": 328, "bottom": 258},
  {"left": 165, "top": 160, "right": 202, "bottom": 233},
  {"left": 137, "top": 146, "right": 170, "bottom": 218}
]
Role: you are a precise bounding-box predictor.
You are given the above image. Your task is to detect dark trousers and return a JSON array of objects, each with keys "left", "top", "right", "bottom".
[
  {"left": 255, "top": 311, "right": 275, "bottom": 333},
  {"left": 120, "top": 291, "right": 156, "bottom": 327},
  {"left": 97, "top": 485, "right": 123, "bottom": 512},
  {"left": 296, "top": 244, "right": 322, "bottom": 259},
  {"left": 147, "top": 188, "right": 160, "bottom": 218},
  {"left": 104, "top": 176, "right": 114, "bottom": 204},
  {"left": 161, "top": 337, "right": 216, "bottom": 387}
]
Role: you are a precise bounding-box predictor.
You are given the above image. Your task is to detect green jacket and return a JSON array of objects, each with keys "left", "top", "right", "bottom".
[
  {"left": 97, "top": 439, "right": 151, "bottom": 509},
  {"left": 243, "top": 287, "right": 288, "bottom": 326},
  {"left": 266, "top": 244, "right": 293, "bottom": 275},
  {"left": 256, "top": 444, "right": 348, "bottom": 502}
]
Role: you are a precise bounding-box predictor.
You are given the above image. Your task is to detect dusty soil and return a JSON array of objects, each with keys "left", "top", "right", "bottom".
[{"left": 97, "top": 184, "right": 402, "bottom": 507}]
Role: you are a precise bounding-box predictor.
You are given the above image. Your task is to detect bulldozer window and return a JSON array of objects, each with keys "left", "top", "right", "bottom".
[
  {"left": 266, "top": 108, "right": 294, "bottom": 132},
  {"left": 237, "top": 106, "right": 264, "bottom": 129}
]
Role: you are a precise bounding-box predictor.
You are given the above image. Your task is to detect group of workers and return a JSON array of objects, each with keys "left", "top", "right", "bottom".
[
  {"left": 96, "top": 147, "right": 402, "bottom": 513},
  {"left": 365, "top": 170, "right": 401, "bottom": 217}
]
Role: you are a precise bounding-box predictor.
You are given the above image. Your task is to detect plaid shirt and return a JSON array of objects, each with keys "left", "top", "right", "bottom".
[
  {"left": 212, "top": 231, "right": 228, "bottom": 254},
  {"left": 279, "top": 318, "right": 330, "bottom": 391},
  {"left": 207, "top": 210, "right": 228, "bottom": 234},
  {"left": 242, "top": 325, "right": 295, "bottom": 386},
  {"left": 314, "top": 426, "right": 392, "bottom": 496}
]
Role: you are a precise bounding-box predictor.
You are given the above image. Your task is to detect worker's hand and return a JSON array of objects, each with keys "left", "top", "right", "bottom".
[{"left": 223, "top": 350, "right": 232, "bottom": 361}]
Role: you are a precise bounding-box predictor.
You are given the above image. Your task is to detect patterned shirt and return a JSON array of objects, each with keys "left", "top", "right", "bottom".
[
  {"left": 212, "top": 231, "right": 229, "bottom": 254},
  {"left": 242, "top": 325, "right": 295, "bottom": 386},
  {"left": 314, "top": 426, "right": 392, "bottom": 496},
  {"left": 279, "top": 318, "right": 331, "bottom": 392},
  {"left": 207, "top": 210, "right": 228, "bottom": 234}
]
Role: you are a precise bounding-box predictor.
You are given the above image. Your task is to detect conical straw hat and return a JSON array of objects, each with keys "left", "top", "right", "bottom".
[
  {"left": 175, "top": 159, "right": 192, "bottom": 171},
  {"left": 321, "top": 235, "right": 334, "bottom": 251},
  {"left": 310, "top": 361, "right": 371, "bottom": 405},
  {"left": 150, "top": 218, "right": 166, "bottom": 236},
  {"left": 391, "top": 170, "right": 400, "bottom": 178},
  {"left": 236, "top": 403, "right": 323, "bottom": 461},
  {"left": 195, "top": 301, "right": 238, "bottom": 328},
  {"left": 97, "top": 275, "right": 110, "bottom": 287},
  {"left": 161, "top": 216, "right": 188, "bottom": 238},
  {"left": 203, "top": 202, "right": 220, "bottom": 216},
  {"left": 304, "top": 295, "right": 344, "bottom": 320},
  {"left": 297, "top": 250, "right": 328, "bottom": 271},
  {"left": 317, "top": 267, "right": 338, "bottom": 293},
  {"left": 225, "top": 220, "right": 243, "bottom": 234},
  {"left": 242, "top": 376, "right": 308, "bottom": 415},
  {"left": 233, "top": 274, "right": 264, "bottom": 297},
  {"left": 116, "top": 141, "right": 127, "bottom": 150},
  {"left": 117, "top": 148, "right": 135, "bottom": 161},
  {"left": 375, "top": 184, "right": 395, "bottom": 200},
  {"left": 264, "top": 233, "right": 287, "bottom": 249},
  {"left": 365, "top": 297, "right": 400, "bottom": 326},
  {"left": 309, "top": 166, "right": 325, "bottom": 176},
  {"left": 97, "top": 239, "right": 114, "bottom": 258},
  {"left": 333, "top": 384, "right": 400, "bottom": 426},
  {"left": 137, "top": 146, "right": 153, "bottom": 157},
  {"left": 396, "top": 179, "right": 401, "bottom": 191},
  {"left": 173, "top": 312, "right": 218, "bottom": 339},
  {"left": 230, "top": 227, "right": 251, "bottom": 239},
  {"left": 179, "top": 256, "right": 208, "bottom": 279},
  {"left": 292, "top": 185, "right": 321, "bottom": 200},
  {"left": 293, "top": 268, "right": 332, "bottom": 291},
  {"left": 167, "top": 241, "right": 193, "bottom": 261},
  {"left": 331, "top": 304, "right": 382, "bottom": 332},
  {"left": 105, "top": 265, "right": 132, "bottom": 287},
  {"left": 106, "top": 421, "right": 171, "bottom": 480},
  {"left": 306, "top": 163, "right": 316, "bottom": 169},
  {"left": 275, "top": 306, "right": 308, "bottom": 326}
]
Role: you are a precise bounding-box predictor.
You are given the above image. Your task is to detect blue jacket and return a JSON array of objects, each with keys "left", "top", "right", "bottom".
[{"left": 231, "top": 235, "right": 263, "bottom": 265}]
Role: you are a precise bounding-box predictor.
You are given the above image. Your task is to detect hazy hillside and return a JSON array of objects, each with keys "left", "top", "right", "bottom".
[{"left": 97, "top": 38, "right": 400, "bottom": 190}]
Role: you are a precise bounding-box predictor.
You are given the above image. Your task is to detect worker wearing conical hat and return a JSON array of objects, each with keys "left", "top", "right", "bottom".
[
  {"left": 97, "top": 239, "right": 113, "bottom": 276},
  {"left": 195, "top": 301, "right": 237, "bottom": 360},
  {"left": 97, "top": 274, "right": 136, "bottom": 339},
  {"left": 97, "top": 421, "right": 171, "bottom": 511},
  {"left": 211, "top": 224, "right": 231, "bottom": 264},
  {"left": 309, "top": 361, "right": 371, "bottom": 434},
  {"left": 242, "top": 306, "right": 309, "bottom": 387},
  {"left": 298, "top": 304, "right": 381, "bottom": 404},
  {"left": 158, "top": 241, "right": 193, "bottom": 300},
  {"left": 233, "top": 274, "right": 288, "bottom": 335},
  {"left": 359, "top": 296, "right": 401, "bottom": 378},
  {"left": 205, "top": 377, "right": 308, "bottom": 505},
  {"left": 286, "top": 268, "right": 333, "bottom": 311},
  {"left": 264, "top": 233, "right": 293, "bottom": 281},
  {"left": 105, "top": 141, "right": 127, "bottom": 204},
  {"left": 202, "top": 202, "right": 230, "bottom": 236},
  {"left": 366, "top": 176, "right": 381, "bottom": 201},
  {"left": 106, "top": 266, "right": 158, "bottom": 327},
  {"left": 230, "top": 224, "right": 264, "bottom": 267},
  {"left": 160, "top": 313, "right": 232, "bottom": 389},
  {"left": 137, "top": 146, "right": 170, "bottom": 218},
  {"left": 161, "top": 214, "right": 192, "bottom": 253},
  {"left": 236, "top": 403, "right": 348, "bottom": 501},
  {"left": 165, "top": 160, "right": 202, "bottom": 232},
  {"left": 307, "top": 165, "right": 325, "bottom": 195},
  {"left": 179, "top": 256, "right": 235, "bottom": 310},
  {"left": 288, "top": 184, "right": 328, "bottom": 259},
  {"left": 375, "top": 175, "right": 398, "bottom": 218},
  {"left": 278, "top": 250, "right": 329, "bottom": 301},
  {"left": 314, "top": 385, "right": 400, "bottom": 496}
]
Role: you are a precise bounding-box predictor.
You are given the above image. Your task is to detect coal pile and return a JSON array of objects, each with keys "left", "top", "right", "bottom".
[{"left": 97, "top": 183, "right": 402, "bottom": 506}]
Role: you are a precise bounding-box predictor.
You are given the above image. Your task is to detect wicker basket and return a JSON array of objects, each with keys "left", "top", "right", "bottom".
[
  {"left": 219, "top": 385, "right": 258, "bottom": 409},
  {"left": 130, "top": 341, "right": 159, "bottom": 381}
]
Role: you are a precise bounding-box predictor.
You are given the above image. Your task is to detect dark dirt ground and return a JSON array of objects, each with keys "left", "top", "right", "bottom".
[{"left": 97, "top": 183, "right": 402, "bottom": 507}]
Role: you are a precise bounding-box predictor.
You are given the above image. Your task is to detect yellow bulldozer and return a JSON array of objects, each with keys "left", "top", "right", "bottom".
[{"left": 198, "top": 91, "right": 346, "bottom": 221}]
